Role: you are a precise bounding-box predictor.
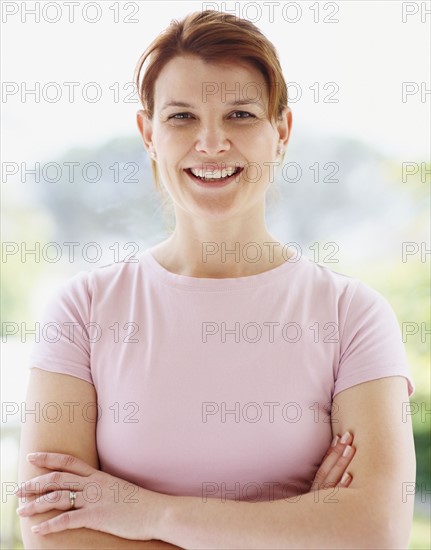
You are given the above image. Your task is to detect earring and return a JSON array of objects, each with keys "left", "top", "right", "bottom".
[
  {"left": 149, "top": 149, "right": 156, "bottom": 160},
  {"left": 277, "top": 145, "right": 283, "bottom": 156}
]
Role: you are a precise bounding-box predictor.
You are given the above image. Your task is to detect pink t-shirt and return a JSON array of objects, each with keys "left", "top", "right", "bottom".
[{"left": 28, "top": 247, "right": 415, "bottom": 502}]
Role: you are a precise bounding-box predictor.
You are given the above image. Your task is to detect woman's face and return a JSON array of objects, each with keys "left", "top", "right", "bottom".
[{"left": 138, "top": 54, "right": 291, "bottom": 221}]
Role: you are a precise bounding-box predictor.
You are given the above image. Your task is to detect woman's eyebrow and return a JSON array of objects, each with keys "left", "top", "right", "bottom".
[
  {"left": 160, "top": 99, "right": 265, "bottom": 111},
  {"left": 160, "top": 101, "right": 192, "bottom": 111}
]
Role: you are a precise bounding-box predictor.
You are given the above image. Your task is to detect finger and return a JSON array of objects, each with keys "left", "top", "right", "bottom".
[
  {"left": 321, "top": 431, "right": 353, "bottom": 461},
  {"left": 15, "top": 472, "right": 85, "bottom": 496},
  {"left": 27, "top": 452, "right": 95, "bottom": 477},
  {"left": 315, "top": 445, "right": 356, "bottom": 491},
  {"left": 339, "top": 472, "right": 352, "bottom": 488},
  {"left": 17, "top": 490, "right": 83, "bottom": 517},
  {"left": 30, "top": 509, "right": 88, "bottom": 536},
  {"left": 310, "top": 440, "right": 346, "bottom": 491},
  {"left": 310, "top": 450, "right": 341, "bottom": 492},
  {"left": 310, "top": 437, "right": 355, "bottom": 491}
]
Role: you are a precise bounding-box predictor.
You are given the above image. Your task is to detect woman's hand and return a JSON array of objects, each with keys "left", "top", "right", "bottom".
[
  {"left": 309, "top": 431, "right": 356, "bottom": 492},
  {"left": 15, "top": 452, "right": 168, "bottom": 541}
]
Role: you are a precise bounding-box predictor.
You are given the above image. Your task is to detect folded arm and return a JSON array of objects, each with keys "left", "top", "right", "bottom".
[
  {"left": 18, "top": 368, "right": 182, "bottom": 549},
  {"left": 157, "top": 376, "right": 415, "bottom": 549}
]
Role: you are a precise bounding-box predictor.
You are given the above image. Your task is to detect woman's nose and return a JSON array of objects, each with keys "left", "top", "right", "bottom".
[{"left": 194, "top": 124, "right": 231, "bottom": 155}]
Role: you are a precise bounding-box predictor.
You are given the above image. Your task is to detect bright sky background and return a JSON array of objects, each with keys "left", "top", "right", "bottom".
[{"left": 1, "top": 0, "right": 430, "bottom": 165}]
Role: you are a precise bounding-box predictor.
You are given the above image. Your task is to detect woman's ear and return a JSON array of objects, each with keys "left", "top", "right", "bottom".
[
  {"left": 136, "top": 109, "right": 154, "bottom": 154},
  {"left": 276, "top": 106, "right": 292, "bottom": 150}
]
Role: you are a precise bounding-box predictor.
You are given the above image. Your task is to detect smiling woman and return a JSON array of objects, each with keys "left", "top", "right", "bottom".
[
  {"left": 136, "top": 53, "right": 290, "bottom": 243},
  {"left": 18, "top": 9, "right": 416, "bottom": 550}
]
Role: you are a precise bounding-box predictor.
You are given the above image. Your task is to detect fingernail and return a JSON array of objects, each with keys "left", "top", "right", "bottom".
[
  {"left": 31, "top": 525, "right": 40, "bottom": 533},
  {"left": 331, "top": 435, "right": 339, "bottom": 447},
  {"left": 27, "top": 453, "right": 38, "bottom": 462},
  {"left": 340, "top": 431, "right": 350, "bottom": 444},
  {"left": 341, "top": 472, "right": 351, "bottom": 485},
  {"left": 342, "top": 445, "right": 352, "bottom": 458}
]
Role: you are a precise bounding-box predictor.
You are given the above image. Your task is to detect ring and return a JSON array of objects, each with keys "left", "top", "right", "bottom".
[{"left": 69, "top": 490, "right": 77, "bottom": 510}]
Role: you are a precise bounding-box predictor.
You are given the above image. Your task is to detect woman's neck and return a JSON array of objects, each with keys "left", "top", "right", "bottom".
[{"left": 149, "top": 236, "right": 295, "bottom": 278}]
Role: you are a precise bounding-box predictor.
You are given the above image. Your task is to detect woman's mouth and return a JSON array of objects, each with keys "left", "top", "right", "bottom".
[{"left": 184, "top": 166, "right": 244, "bottom": 188}]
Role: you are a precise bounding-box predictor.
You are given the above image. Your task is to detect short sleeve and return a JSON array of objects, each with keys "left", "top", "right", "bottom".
[
  {"left": 333, "top": 281, "right": 415, "bottom": 398},
  {"left": 28, "top": 271, "right": 93, "bottom": 385}
]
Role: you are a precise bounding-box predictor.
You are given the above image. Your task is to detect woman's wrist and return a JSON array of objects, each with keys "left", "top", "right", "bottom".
[{"left": 146, "top": 490, "right": 179, "bottom": 543}]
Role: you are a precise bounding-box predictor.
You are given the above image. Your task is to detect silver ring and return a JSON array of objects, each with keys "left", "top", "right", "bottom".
[{"left": 69, "top": 490, "right": 77, "bottom": 510}]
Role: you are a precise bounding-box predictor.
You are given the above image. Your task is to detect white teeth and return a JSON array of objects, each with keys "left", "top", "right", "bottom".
[{"left": 190, "top": 167, "right": 239, "bottom": 179}]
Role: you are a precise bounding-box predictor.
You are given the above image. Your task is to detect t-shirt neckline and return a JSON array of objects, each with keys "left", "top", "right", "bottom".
[{"left": 139, "top": 246, "right": 305, "bottom": 290}]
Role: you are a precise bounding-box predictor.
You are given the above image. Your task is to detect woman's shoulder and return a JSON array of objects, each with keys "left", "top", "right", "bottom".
[
  {"left": 297, "top": 255, "right": 393, "bottom": 315},
  {"left": 45, "top": 253, "right": 148, "bottom": 310},
  {"left": 297, "top": 254, "right": 360, "bottom": 293}
]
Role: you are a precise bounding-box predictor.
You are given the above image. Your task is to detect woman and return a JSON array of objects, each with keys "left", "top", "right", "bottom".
[{"left": 17, "top": 10, "right": 415, "bottom": 549}]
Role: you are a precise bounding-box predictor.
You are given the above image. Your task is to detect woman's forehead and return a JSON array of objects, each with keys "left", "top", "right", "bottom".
[{"left": 153, "top": 55, "right": 268, "bottom": 108}]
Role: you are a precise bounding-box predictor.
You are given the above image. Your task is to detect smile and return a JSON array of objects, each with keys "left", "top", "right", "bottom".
[{"left": 184, "top": 166, "right": 244, "bottom": 188}]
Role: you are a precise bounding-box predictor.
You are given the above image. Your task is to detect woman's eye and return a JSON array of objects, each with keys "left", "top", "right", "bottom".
[
  {"left": 231, "top": 111, "right": 254, "bottom": 119},
  {"left": 169, "top": 112, "right": 192, "bottom": 120}
]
